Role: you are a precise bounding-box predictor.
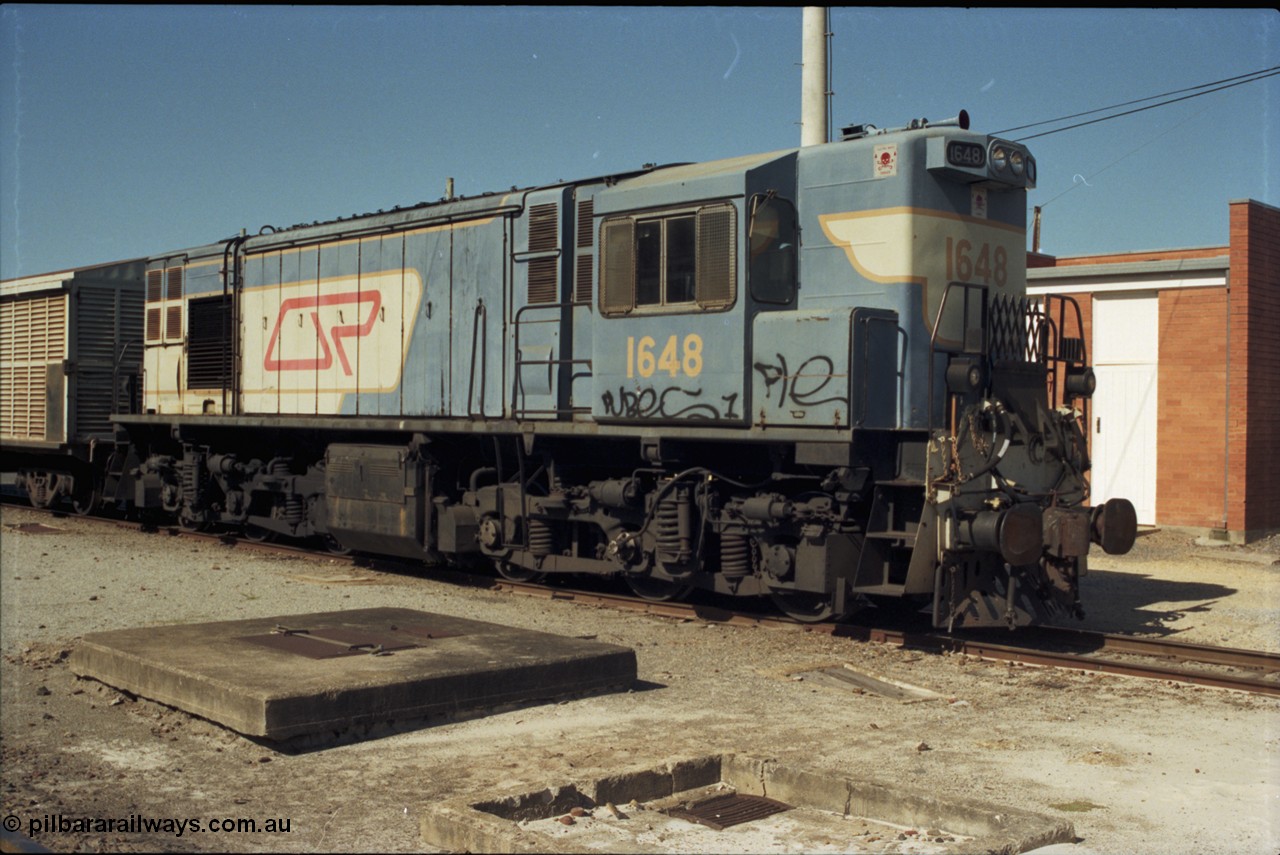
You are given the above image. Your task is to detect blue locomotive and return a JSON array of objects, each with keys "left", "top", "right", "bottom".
[{"left": 1, "top": 110, "right": 1135, "bottom": 628}]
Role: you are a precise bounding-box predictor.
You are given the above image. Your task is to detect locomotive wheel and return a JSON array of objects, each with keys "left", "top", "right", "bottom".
[
  {"left": 71, "top": 488, "right": 100, "bottom": 517},
  {"left": 323, "top": 535, "right": 352, "bottom": 556},
  {"left": 769, "top": 589, "right": 838, "bottom": 624},
  {"left": 494, "top": 560, "right": 544, "bottom": 583},
  {"left": 243, "top": 524, "right": 275, "bottom": 543},
  {"left": 625, "top": 574, "right": 693, "bottom": 603}
]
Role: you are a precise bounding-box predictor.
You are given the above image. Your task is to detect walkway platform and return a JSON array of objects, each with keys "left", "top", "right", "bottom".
[{"left": 70, "top": 607, "right": 636, "bottom": 741}]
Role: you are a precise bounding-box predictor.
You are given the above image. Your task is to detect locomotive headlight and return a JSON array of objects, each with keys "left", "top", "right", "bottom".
[
  {"left": 1009, "top": 149, "right": 1025, "bottom": 177},
  {"left": 946, "top": 357, "right": 987, "bottom": 394},
  {"left": 990, "top": 145, "right": 1009, "bottom": 173},
  {"left": 1065, "top": 366, "right": 1097, "bottom": 399}
]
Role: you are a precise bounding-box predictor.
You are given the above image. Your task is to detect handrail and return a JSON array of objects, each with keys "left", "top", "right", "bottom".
[
  {"left": 927, "top": 281, "right": 989, "bottom": 432},
  {"left": 511, "top": 300, "right": 593, "bottom": 418},
  {"left": 467, "top": 300, "right": 488, "bottom": 418}
]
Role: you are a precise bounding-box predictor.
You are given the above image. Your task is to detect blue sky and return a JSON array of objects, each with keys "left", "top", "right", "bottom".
[{"left": 2, "top": 6, "right": 1276, "bottom": 280}]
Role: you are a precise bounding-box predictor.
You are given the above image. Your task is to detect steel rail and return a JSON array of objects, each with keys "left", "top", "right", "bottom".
[
  {"left": 1013, "top": 625, "right": 1280, "bottom": 674},
  {"left": 491, "top": 581, "right": 1280, "bottom": 697},
  {"left": 935, "top": 633, "right": 1280, "bottom": 697},
  {"left": 7, "top": 498, "right": 1278, "bottom": 697}
]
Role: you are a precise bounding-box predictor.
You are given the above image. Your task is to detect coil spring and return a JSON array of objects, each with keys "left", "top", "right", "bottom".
[
  {"left": 526, "top": 518, "right": 554, "bottom": 557},
  {"left": 655, "top": 497, "right": 682, "bottom": 559},
  {"left": 719, "top": 533, "right": 751, "bottom": 578}
]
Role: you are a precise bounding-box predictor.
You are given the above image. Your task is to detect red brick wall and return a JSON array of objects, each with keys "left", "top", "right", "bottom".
[
  {"left": 1157, "top": 287, "right": 1229, "bottom": 529},
  {"left": 1231, "top": 200, "right": 1280, "bottom": 536}
]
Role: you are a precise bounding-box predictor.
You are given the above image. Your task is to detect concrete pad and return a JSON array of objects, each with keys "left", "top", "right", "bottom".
[
  {"left": 69, "top": 607, "right": 635, "bottom": 741},
  {"left": 423, "top": 754, "right": 1076, "bottom": 854}
]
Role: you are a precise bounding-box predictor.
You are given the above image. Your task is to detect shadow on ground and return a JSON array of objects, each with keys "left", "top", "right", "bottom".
[{"left": 1048, "top": 568, "right": 1237, "bottom": 636}]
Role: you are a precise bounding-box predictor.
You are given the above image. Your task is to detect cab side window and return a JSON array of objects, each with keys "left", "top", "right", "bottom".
[{"left": 599, "top": 203, "right": 736, "bottom": 315}]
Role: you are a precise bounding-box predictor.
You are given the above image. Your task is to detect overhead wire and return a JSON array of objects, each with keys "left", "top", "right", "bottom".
[
  {"left": 1010, "top": 66, "right": 1277, "bottom": 215},
  {"left": 994, "top": 65, "right": 1279, "bottom": 141},
  {"left": 1036, "top": 104, "right": 1212, "bottom": 209}
]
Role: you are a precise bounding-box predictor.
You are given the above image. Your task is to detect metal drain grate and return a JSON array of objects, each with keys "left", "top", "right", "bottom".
[{"left": 665, "top": 793, "right": 792, "bottom": 831}]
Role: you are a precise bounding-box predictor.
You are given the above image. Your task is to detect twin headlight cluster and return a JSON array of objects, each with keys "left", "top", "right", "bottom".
[
  {"left": 931, "top": 136, "right": 1036, "bottom": 188},
  {"left": 989, "top": 143, "right": 1035, "bottom": 184}
]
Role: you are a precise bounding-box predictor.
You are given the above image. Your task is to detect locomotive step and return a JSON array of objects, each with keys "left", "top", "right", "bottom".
[
  {"left": 850, "top": 583, "right": 908, "bottom": 596},
  {"left": 864, "top": 530, "right": 918, "bottom": 541}
]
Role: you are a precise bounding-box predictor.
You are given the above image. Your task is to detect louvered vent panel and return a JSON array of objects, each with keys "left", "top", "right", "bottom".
[
  {"left": 76, "top": 364, "right": 115, "bottom": 435},
  {"left": 146, "top": 308, "right": 161, "bottom": 342},
  {"left": 575, "top": 198, "right": 594, "bottom": 303},
  {"left": 0, "top": 366, "right": 45, "bottom": 439},
  {"left": 0, "top": 294, "right": 62, "bottom": 439},
  {"left": 575, "top": 255, "right": 592, "bottom": 304},
  {"left": 696, "top": 204, "right": 736, "bottom": 310},
  {"left": 528, "top": 258, "right": 558, "bottom": 304},
  {"left": 75, "top": 287, "right": 118, "bottom": 364},
  {"left": 146, "top": 269, "right": 163, "bottom": 302},
  {"left": 165, "top": 306, "right": 183, "bottom": 341},
  {"left": 166, "top": 266, "right": 183, "bottom": 300},
  {"left": 526, "top": 203, "right": 559, "bottom": 304},
  {"left": 186, "top": 295, "right": 233, "bottom": 389},
  {"left": 599, "top": 219, "right": 635, "bottom": 315},
  {"left": 576, "top": 199, "right": 594, "bottom": 248},
  {"left": 529, "top": 203, "right": 558, "bottom": 251}
]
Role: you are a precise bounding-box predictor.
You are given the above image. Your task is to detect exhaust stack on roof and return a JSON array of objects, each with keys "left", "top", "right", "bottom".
[{"left": 801, "top": 7, "right": 829, "bottom": 147}]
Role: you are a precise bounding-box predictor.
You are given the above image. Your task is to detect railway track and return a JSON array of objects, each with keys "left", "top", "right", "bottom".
[
  {"left": 6, "top": 497, "right": 1279, "bottom": 698},
  {"left": 489, "top": 576, "right": 1280, "bottom": 698}
]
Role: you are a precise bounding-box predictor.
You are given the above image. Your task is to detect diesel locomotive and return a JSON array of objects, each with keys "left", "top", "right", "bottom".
[{"left": 0, "top": 110, "right": 1136, "bottom": 629}]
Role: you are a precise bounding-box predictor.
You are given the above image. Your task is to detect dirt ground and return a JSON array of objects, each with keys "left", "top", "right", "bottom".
[{"left": 1, "top": 504, "right": 1277, "bottom": 854}]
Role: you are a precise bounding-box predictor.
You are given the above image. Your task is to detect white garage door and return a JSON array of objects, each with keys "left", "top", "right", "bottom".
[{"left": 1091, "top": 293, "right": 1158, "bottom": 525}]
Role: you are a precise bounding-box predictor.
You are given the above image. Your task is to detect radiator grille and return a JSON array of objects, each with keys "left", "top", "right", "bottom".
[
  {"left": 0, "top": 293, "right": 65, "bottom": 439},
  {"left": 74, "top": 284, "right": 140, "bottom": 434},
  {"left": 186, "top": 294, "right": 233, "bottom": 390}
]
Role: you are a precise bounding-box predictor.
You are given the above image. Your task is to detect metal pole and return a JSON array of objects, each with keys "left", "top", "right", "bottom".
[{"left": 801, "top": 7, "right": 828, "bottom": 146}]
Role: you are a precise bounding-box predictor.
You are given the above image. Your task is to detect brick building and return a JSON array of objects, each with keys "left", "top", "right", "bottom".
[{"left": 1026, "top": 199, "right": 1279, "bottom": 542}]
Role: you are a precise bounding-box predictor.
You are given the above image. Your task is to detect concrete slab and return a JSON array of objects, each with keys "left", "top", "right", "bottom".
[
  {"left": 423, "top": 754, "right": 1075, "bottom": 854},
  {"left": 69, "top": 607, "right": 636, "bottom": 741}
]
